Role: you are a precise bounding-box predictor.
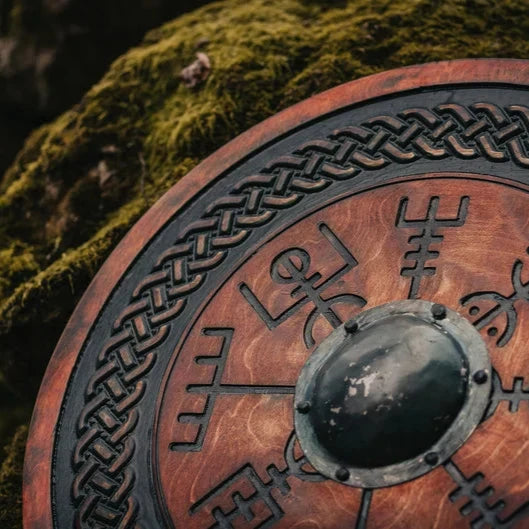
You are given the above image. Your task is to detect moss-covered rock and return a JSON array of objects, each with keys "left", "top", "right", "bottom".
[
  {"left": 0, "top": 425, "right": 26, "bottom": 527},
  {"left": 2, "top": 0, "right": 529, "bottom": 524}
]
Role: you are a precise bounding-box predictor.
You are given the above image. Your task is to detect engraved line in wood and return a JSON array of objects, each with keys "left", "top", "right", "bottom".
[
  {"left": 190, "top": 433, "right": 324, "bottom": 528},
  {"left": 444, "top": 459, "right": 529, "bottom": 528},
  {"left": 461, "top": 248, "right": 529, "bottom": 346},
  {"left": 485, "top": 370, "right": 529, "bottom": 420},
  {"left": 72, "top": 102, "right": 529, "bottom": 527},
  {"left": 192, "top": 464, "right": 288, "bottom": 528},
  {"left": 240, "top": 222, "right": 366, "bottom": 348},
  {"left": 396, "top": 195, "right": 469, "bottom": 299},
  {"left": 355, "top": 489, "right": 373, "bottom": 529},
  {"left": 170, "top": 328, "right": 295, "bottom": 452}
]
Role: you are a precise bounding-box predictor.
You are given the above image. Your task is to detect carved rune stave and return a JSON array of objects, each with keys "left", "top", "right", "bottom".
[
  {"left": 190, "top": 433, "right": 324, "bottom": 529},
  {"left": 445, "top": 460, "right": 529, "bottom": 529},
  {"left": 486, "top": 370, "right": 529, "bottom": 420},
  {"left": 72, "top": 102, "right": 529, "bottom": 527},
  {"left": 170, "top": 328, "right": 295, "bottom": 453},
  {"left": 397, "top": 195, "right": 469, "bottom": 299}
]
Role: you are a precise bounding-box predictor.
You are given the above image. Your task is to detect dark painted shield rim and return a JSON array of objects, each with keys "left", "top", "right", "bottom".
[{"left": 23, "top": 58, "right": 529, "bottom": 528}]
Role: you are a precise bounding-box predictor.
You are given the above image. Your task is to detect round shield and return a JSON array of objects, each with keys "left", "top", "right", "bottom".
[{"left": 24, "top": 59, "right": 529, "bottom": 529}]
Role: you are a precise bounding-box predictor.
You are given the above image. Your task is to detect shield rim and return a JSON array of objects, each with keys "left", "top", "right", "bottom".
[{"left": 22, "top": 58, "right": 529, "bottom": 529}]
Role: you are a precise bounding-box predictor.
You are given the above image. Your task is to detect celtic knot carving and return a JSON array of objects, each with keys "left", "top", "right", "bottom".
[{"left": 71, "top": 102, "right": 529, "bottom": 527}]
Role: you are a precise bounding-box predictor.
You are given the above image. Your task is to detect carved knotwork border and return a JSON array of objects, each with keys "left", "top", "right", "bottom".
[{"left": 70, "top": 101, "right": 529, "bottom": 527}]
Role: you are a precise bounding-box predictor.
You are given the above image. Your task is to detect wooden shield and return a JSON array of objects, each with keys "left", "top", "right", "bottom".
[{"left": 23, "top": 59, "right": 529, "bottom": 529}]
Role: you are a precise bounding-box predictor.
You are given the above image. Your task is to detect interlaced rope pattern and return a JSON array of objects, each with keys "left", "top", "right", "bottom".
[{"left": 70, "top": 102, "right": 529, "bottom": 527}]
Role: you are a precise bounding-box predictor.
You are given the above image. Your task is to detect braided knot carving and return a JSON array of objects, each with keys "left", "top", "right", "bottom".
[{"left": 71, "top": 102, "right": 529, "bottom": 527}]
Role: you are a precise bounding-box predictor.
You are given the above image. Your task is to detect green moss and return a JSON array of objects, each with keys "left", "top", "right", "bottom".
[
  {"left": 0, "top": 243, "right": 39, "bottom": 302},
  {"left": 0, "top": 425, "right": 26, "bottom": 527}
]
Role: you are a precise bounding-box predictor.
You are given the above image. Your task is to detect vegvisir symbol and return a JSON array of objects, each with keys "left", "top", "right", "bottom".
[
  {"left": 240, "top": 222, "right": 366, "bottom": 348},
  {"left": 397, "top": 195, "right": 469, "bottom": 299},
  {"left": 461, "top": 248, "right": 529, "bottom": 346}
]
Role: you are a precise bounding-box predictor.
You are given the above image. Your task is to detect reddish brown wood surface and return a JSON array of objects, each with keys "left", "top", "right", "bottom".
[
  {"left": 154, "top": 175, "right": 529, "bottom": 528},
  {"left": 23, "top": 59, "right": 529, "bottom": 528}
]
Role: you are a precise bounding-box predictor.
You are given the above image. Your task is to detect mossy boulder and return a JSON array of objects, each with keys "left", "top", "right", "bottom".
[
  {"left": 2, "top": 0, "right": 529, "bottom": 525},
  {"left": 0, "top": 426, "right": 26, "bottom": 527}
]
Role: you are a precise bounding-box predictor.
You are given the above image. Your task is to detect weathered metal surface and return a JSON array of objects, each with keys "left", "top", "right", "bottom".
[
  {"left": 295, "top": 300, "right": 491, "bottom": 488},
  {"left": 23, "top": 59, "right": 529, "bottom": 528}
]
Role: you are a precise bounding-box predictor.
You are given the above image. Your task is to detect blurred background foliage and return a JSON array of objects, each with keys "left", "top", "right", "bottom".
[
  {"left": 0, "top": 0, "right": 211, "bottom": 175},
  {"left": 1, "top": 0, "right": 529, "bottom": 525}
]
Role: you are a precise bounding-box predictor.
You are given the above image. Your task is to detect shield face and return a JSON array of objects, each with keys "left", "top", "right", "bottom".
[{"left": 24, "top": 60, "right": 529, "bottom": 529}]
